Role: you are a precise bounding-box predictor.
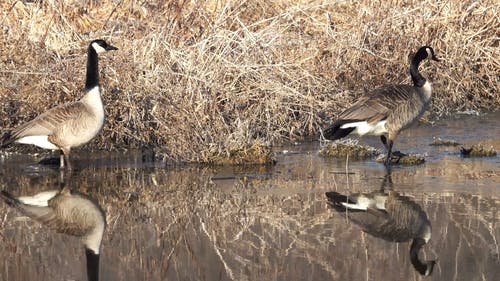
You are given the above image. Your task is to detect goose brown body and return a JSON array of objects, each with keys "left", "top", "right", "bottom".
[
  {"left": 335, "top": 84, "right": 432, "bottom": 137},
  {"left": 0, "top": 188, "right": 106, "bottom": 281},
  {"left": 327, "top": 191, "right": 431, "bottom": 242},
  {"left": 1, "top": 39, "right": 117, "bottom": 169},
  {"left": 325, "top": 175, "right": 436, "bottom": 276},
  {"left": 5, "top": 87, "right": 104, "bottom": 151},
  {"left": 323, "top": 46, "right": 439, "bottom": 165}
]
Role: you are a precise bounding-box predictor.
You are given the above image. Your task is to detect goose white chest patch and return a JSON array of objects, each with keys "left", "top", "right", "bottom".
[
  {"left": 84, "top": 86, "right": 103, "bottom": 107},
  {"left": 421, "top": 81, "right": 432, "bottom": 100}
]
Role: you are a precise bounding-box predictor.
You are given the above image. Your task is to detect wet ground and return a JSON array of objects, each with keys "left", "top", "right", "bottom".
[{"left": 0, "top": 112, "right": 499, "bottom": 281}]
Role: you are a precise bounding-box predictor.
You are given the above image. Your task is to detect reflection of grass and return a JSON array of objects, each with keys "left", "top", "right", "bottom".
[
  {"left": 204, "top": 141, "right": 276, "bottom": 165},
  {"left": 460, "top": 144, "right": 497, "bottom": 157},
  {"left": 320, "top": 139, "right": 380, "bottom": 160},
  {"left": 0, "top": 160, "right": 499, "bottom": 280},
  {"left": 0, "top": 1, "right": 499, "bottom": 163}
]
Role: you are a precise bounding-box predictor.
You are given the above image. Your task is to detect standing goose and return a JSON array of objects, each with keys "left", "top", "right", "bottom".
[
  {"left": 0, "top": 187, "right": 106, "bottom": 281},
  {"left": 1, "top": 39, "right": 118, "bottom": 169},
  {"left": 325, "top": 176, "right": 436, "bottom": 276},
  {"left": 323, "top": 46, "right": 440, "bottom": 165}
]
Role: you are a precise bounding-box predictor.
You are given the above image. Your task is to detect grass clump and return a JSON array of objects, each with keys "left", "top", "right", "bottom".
[
  {"left": 203, "top": 140, "right": 275, "bottom": 165},
  {"left": 320, "top": 139, "right": 380, "bottom": 160},
  {"left": 460, "top": 144, "right": 497, "bottom": 157},
  {"left": 376, "top": 154, "right": 426, "bottom": 165},
  {"left": 430, "top": 138, "right": 461, "bottom": 146}
]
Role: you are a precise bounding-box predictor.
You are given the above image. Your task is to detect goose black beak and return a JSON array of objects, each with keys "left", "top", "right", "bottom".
[
  {"left": 106, "top": 45, "right": 118, "bottom": 51},
  {"left": 432, "top": 55, "right": 440, "bottom": 62}
]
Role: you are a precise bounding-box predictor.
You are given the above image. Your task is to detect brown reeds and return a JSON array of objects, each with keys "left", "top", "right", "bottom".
[{"left": 1, "top": 0, "right": 499, "bottom": 162}]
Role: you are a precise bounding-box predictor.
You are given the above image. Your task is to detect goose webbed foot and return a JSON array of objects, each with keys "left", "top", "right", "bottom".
[
  {"left": 390, "top": 151, "right": 408, "bottom": 164},
  {"left": 383, "top": 151, "right": 408, "bottom": 166},
  {"left": 392, "top": 150, "right": 408, "bottom": 158}
]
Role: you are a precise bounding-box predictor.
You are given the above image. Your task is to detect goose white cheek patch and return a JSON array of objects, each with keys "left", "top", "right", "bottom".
[
  {"left": 426, "top": 48, "right": 432, "bottom": 58},
  {"left": 92, "top": 42, "right": 107, "bottom": 54}
]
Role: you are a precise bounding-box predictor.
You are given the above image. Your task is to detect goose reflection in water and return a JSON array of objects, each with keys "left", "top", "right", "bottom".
[
  {"left": 0, "top": 187, "right": 105, "bottom": 281},
  {"left": 325, "top": 174, "right": 436, "bottom": 276}
]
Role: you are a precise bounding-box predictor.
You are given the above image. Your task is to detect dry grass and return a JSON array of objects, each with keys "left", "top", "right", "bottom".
[
  {"left": 0, "top": 0, "right": 499, "bottom": 162},
  {"left": 376, "top": 153, "right": 426, "bottom": 165},
  {"left": 320, "top": 139, "right": 380, "bottom": 160},
  {"left": 201, "top": 140, "right": 276, "bottom": 165},
  {"left": 460, "top": 144, "right": 497, "bottom": 157}
]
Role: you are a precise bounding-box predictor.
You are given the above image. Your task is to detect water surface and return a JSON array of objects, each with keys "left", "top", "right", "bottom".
[{"left": 0, "top": 112, "right": 499, "bottom": 281}]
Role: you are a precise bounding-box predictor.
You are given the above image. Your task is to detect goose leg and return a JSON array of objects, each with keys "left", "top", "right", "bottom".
[
  {"left": 384, "top": 139, "right": 394, "bottom": 166},
  {"left": 380, "top": 135, "right": 389, "bottom": 150},
  {"left": 59, "top": 152, "right": 65, "bottom": 169},
  {"left": 60, "top": 148, "right": 72, "bottom": 170},
  {"left": 64, "top": 154, "right": 72, "bottom": 170},
  {"left": 381, "top": 170, "right": 393, "bottom": 190},
  {"left": 381, "top": 135, "right": 394, "bottom": 166}
]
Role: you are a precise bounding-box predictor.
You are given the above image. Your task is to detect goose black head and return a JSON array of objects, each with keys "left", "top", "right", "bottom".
[
  {"left": 90, "top": 39, "right": 118, "bottom": 54},
  {"left": 417, "top": 46, "right": 440, "bottom": 62}
]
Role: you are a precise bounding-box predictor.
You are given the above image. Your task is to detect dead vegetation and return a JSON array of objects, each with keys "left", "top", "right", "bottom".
[
  {"left": 320, "top": 139, "right": 380, "bottom": 160},
  {"left": 460, "top": 144, "right": 497, "bottom": 157},
  {"left": 0, "top": 0, "right": 499, "bottom": 163},
  {"left": 376, "top": 153, "right": 426, "bottom": 165}
]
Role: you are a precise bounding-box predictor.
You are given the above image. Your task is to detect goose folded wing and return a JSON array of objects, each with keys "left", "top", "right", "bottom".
[
  {"left": 338, "top": 89, "right": 395, "bottom": 123},
  {"left": 8, "top": 102, "right": 88, "bottom": 140},
  {"left": 7, "top": 202, "right": 57, "bottom": 227},
  {"left": 14, "top": 202, "right": 88, "bottom": 235}
]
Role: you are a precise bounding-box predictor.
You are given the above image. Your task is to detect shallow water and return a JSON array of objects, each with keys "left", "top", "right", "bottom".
[{"left": 0, "top": 112, "right": 499, "bottom": 281}]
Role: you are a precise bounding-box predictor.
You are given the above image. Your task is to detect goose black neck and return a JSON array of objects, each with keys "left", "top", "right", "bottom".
[
  {"left": 85, "top": 46, "right": 99, "bottom": 90},
  {"left": 410, "top": 238, "right": 434, "bottom": 276},
  {"left": 410, "top": 52, "right": 427, "bottom": 88},
  {"left": 85, "top": 248, "right": 100, "bottom": 281}
]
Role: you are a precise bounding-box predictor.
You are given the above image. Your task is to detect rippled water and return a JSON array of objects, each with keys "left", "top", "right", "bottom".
[{"left": 0, "top": 112, "right": 499, "bottom": 281}]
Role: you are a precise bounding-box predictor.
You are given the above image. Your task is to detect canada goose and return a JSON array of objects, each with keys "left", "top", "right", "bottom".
[
  {"left": 0, "top": 188, "right": 106, "bottom": 281},
  {"left": 325, "top": 176, "right": 436, "bottom": 276},
  {"left": 323, "top": 46, "right": 440, "bottom": 165},
  {"left": 1, "top": 39, "right": 118, "bottom": 169}
]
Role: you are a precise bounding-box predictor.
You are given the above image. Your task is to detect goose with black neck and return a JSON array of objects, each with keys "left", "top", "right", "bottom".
[
  {"left": 325, "top": 174, "right": 436, "bottom": 276},
  {"left": 323, "top": 46, "right": 440, "bottom": 166},
  {"left": 1, "top": 39, "right": 118, "bottom": 169},
  {"left": 0, "top": 187, "right": 106, "bottom": 281}
]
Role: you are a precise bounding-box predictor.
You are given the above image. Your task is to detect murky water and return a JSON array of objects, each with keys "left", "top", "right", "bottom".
[{"left": 0, "top": 112, "right": 498, "bottom": 281}]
